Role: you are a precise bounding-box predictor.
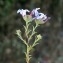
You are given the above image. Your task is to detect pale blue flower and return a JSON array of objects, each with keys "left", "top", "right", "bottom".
[
  {"left": 17, "top": 8, "right": 50, "bottom": 22},
  {"left": 31, "top": 8, "right": 48, "bottom": 21},
  {"left": 31, "top": 8, "right": 40, "bottom": 17},
  {"left": 36, "top": 13, "right": 47, "bottom": 20},
  {"left": 17, "top": 9, "right": 30, "bottom": 16}
]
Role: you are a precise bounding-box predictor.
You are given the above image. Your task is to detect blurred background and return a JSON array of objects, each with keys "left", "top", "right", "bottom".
[{"left": 0, "top": 0, "right": 63, "bottom": 63}]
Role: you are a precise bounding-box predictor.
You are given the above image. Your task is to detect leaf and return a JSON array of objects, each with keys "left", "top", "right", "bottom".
[
  {"left": 16, "top": 29, "right": 21, "bottom": 36},
  {"left": 36, "top": 34, "right": 42, "bottom": 39}
]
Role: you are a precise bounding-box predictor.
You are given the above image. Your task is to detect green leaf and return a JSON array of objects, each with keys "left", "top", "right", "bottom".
[
  {"left": 36, "top": 34, "right": 42, "bottom": 39},
  {"left": 16, "top": 29, "right": 21, "bottom": 36}
]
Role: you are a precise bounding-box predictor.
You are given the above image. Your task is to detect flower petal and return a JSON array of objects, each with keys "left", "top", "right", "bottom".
[
  {"left": 36, "top": 13, "right": 47, "bottom": 20},
  {"left": 31, "top": 8, "right": 40, "bottom": 17},
  {"left": 17, "top": 9, "right": 30, "bottom": 16}
]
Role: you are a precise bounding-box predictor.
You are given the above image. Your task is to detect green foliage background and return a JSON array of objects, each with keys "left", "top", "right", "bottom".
[{"left": 0, "top": 0, "right": 63, "bottom": 63}]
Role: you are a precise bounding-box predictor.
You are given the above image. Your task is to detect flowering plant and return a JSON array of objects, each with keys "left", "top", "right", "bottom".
[{"left": 16, "top": 8, "right": 50, "bottom": 63}]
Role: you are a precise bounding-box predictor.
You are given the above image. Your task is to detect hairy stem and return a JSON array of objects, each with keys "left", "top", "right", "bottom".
[
  {"left": 25, "top": 22, "right": 30, "bottom": 63},
  {"left": 24, "top": 22, "right": 38, "bottom": 63}
]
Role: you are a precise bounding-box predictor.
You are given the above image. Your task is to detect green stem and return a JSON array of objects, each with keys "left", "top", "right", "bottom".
[
  {"left": 28, "top": 25, "right": 38, "bottom": 42},
  {"left": 25, "top": 22, "right": 30, "bottom": 63},
  {"left": 25, "top": 22, "right": 38, "bottom": 63},
  {"left": 26, "top": 45, "right": 30, "bottom": 63}
]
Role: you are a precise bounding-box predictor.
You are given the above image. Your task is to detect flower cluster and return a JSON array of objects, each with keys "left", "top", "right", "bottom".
[{"left": 17, "top": 8, "right": 50, "bottom": 24}]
